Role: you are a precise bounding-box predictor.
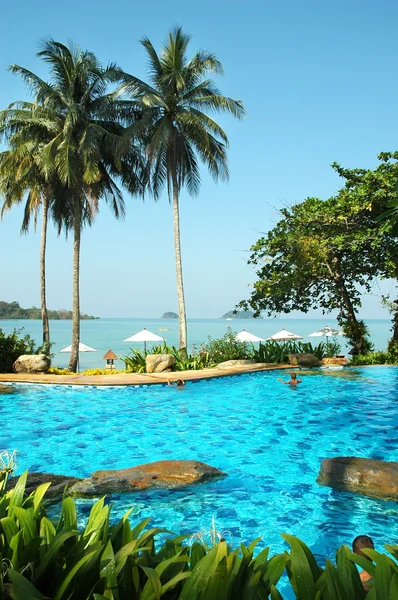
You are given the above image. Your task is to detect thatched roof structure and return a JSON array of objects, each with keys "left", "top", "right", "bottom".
[{"left": 102, "top": 349, "right": 118, "bottom": 360}]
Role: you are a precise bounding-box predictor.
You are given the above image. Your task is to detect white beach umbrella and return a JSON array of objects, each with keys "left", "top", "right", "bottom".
[
  {"left": 309, "top": 325, "right": 343, "bottom": 352},
  {"left": 267, "top": 328, "right": 303, "bottom": 342},
  {"left": 60, "top": 342, "right": 97, "bottom": 372},
  {"left": 308, "top": 325, "right": 342, "bottom": 338},
  {"left": 124, "top": 328, "right": 164, "bottom": 352},
  {"left": 236, "top": 330, "right": 265, "bottom": 343}
]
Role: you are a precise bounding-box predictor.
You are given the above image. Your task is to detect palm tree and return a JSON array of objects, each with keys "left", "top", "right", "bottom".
[
  {"left": 2, "top": 41, "right": 144, "bottom": 371},
  {"left": 119, "top": 27, "right": 245, "bottom": 349},
  {"left": 0, "top": 122, "right": 55, "bottom": 349}
]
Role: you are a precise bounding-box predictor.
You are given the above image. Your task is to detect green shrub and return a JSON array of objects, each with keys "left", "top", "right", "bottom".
[
  {"left": 0, "top": 327, "right": 39, "bottom": 373},
  {"left": 351, "top": 350, "right": 398, "bottom": 365},
  {"left": 122, "top": 334, "right": 330, "bottom": 373},
  {"left": 199, "top": 328, "right": 250, "bottom": 364},
  {"left": 251, "top": 340, "right": 326, "bottom": 364},
  {"left": 1, "top": 462, "right": 398, "bottom": 599}
]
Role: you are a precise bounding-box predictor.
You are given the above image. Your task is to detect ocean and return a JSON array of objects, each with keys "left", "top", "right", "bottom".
[{"left": 0, "top": 317, "right": 392, "bottom": 371}]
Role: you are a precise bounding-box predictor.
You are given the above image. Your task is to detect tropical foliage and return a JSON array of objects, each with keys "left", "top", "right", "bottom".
[
  {"left": 122, "top": 331, "right": 328, "bottom": 372},
  {"left": 118, "top": 27, "right": 245, "bottom": 349},
  {"left": 240, "top": 152, "right": 398, "bottom": 354},
  {"left": 0, "top": 466, "right": 398, "bottom": 599},
  {"left": 0, "top": 327, "right": 40, "bottom": 373}
]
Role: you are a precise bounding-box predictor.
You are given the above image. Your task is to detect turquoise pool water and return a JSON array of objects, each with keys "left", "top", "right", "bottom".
[{"left": 1, "top": 367, "right": 398, "bottom": 562}]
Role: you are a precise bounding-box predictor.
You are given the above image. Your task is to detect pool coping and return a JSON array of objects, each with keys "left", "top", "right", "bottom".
[{"left": 0, "top": 363, "right": 293, "bottom": 386}]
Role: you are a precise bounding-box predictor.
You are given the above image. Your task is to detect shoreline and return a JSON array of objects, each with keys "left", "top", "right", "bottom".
[{"left": 0, "top": 363, "right": 292, "bottom": 386}]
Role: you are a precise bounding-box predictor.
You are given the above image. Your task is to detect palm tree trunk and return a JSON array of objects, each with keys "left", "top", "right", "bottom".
[
  {"left": 40, "top": 195, "right": 50, "bottom": 350},
  {"left": 68, "top": 198, "right": 81, "bottom": 372},
  {"left": 388, "top": 298, "right": 398, "bottom": 351},
  {"left": 171, "top": 171, "right": 187, "bottom": 350}
]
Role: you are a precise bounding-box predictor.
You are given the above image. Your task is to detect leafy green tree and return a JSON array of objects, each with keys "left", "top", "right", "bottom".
[
  {"left": 2, "top": 40, "right": 144, "bottom": 371},
  {"left": 240, "top": 189, "right": 398, "bottom": 353},
  {"left": 332, "top": 151, "right": 398, "bottom": 348},
  {"left": 119, "top": 27, "right": 245, "bottom": 349}
]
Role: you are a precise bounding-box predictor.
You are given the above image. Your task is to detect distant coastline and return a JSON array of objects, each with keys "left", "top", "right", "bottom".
[
  {"left": 0, "top": 301, "right": 98, "bottom": 320},
  {"left": 221, "top": 310, "right": 262, "bottom": 319}
]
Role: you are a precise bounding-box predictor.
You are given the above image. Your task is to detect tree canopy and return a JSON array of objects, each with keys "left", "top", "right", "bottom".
[{"left": 240, "top": 152, "right": 398, "bottom": 352}]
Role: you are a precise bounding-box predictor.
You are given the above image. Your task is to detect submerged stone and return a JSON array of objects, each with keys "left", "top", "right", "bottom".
[
  {"left": 317, "top": 456, "right": 398, "bottom": 500},
  {"left": 69, "top": 460, "right": 227, "bottom": 497}
]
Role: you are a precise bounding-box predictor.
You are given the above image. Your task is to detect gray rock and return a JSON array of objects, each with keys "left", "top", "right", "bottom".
[
  {"left": 69, "top": 460, "right": 226, "bottom": 497},
  {"left": 13, "top": 354, "right": 51, "bottom": 374},
  {"left": 288, "top": 353, "right": 322, "bottom": 367},
  {"left": 7, "top": 472, "right": 81, "bottom": 498},
  {"left": 216, "top": 359, "right": 256, "bottom": 369},
  {"left": 317, "top": 456, "right": 398, "bottom": 500},
  {"left": 146, "top": 354, "right": 176, "bottom": 373}
]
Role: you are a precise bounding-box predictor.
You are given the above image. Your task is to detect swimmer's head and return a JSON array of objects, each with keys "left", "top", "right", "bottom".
[
  {"left": 353, "top": 535, "right": 374, "bottom": 560},
  {"left": 291, "top": 372, "right": 297, "bottom": 379}
]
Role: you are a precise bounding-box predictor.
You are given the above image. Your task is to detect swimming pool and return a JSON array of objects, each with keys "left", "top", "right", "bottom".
[{"left": 1, "top": 367, "right": 397, "bottom": 561}]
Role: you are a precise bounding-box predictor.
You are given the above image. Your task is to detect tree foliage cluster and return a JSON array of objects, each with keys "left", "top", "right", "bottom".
[
  {"left": 0, "top": 327, "right": 39, "bottom": 372},
  {"left": 0, "top": 301, "right": 97, "bottom": 320},
  {"left": 240, "top": 152, "right": 398, "bottom": 353}
]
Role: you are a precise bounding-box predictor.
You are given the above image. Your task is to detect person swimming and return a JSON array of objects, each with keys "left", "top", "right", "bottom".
[
  {"left": 277, "top": 372, "right": 302, "bottom": 386},
  {"left": 353, "top": 535, "right": 374, "bottom": 594},
  {"left": 167, "top": 378, "right": 185, "bottom": 388}
]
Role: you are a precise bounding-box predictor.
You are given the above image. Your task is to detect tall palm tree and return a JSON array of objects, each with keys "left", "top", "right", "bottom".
[
  {"left": 2, "top": 41, "right": 144, "bottom": 371},
  {"left": 0, "top": 123, "right": 55, "bottom": 349},
  {"left": 119, "top": 27, "right": 245, "bottom": 349}
]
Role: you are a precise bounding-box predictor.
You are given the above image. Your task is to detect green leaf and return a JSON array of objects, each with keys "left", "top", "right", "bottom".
[
  {"left": 53, "top": 550, "right": 98, "bottom": 600},
  {"left": 7, "top": 569, "right": 45, "bottom": 600},
  {"left": 32, "top": 483, "right": 51, "bottom": 516},
  {"left": 141, "top": 566, "right": 162, "bottom": 600},
  {"left": 281, "top": 534, "right": 320, "bottom": 599},
  {"left": 270, "top": 584, "right": 284, "bottom": 600},
  {"left": 13, "top": 507, "right": 37, "bottom": 544},
  {"left": 8, "top": 472, "right": 28, "bottom": 514},
  {"left": 33, "top": 529, "right": 79, "bottom": 582},
  {"left": 0, "top": 517, "right": 19, "bottom": 544}
]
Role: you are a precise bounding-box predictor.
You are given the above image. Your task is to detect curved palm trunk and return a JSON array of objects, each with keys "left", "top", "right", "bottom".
[
  {"left": 172, "top": 172, "right": 187, "bottom": 350},
  {"left": 40, "top": 196, "right": 50, "bottom": 350},
  {"left": 68, "top": 199, "right": 81, "bottom": 372}
]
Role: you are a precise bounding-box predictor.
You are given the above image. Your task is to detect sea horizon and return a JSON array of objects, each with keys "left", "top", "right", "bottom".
[{"left": 1, "top": 316, "right": 392, "bottom": 371}]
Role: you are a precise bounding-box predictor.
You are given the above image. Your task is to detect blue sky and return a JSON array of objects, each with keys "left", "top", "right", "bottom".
[{"left": 1, "top": 0, "right": 397, "bottom": 318}]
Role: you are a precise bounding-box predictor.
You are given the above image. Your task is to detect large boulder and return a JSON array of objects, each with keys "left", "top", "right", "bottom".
[
  {"left": 216, "top": 359, "right": 256, "bottom": 369},
  {"left": 317, "top": 456, "right": 398, "bottom": 500},
  {"left": 146, "top": 354, "right": 175, "bottom": 373},
  {"left": 321, "top": 357, "right": 349, "bottom": 366},
  {"left": 288, "top": 353, "right": 322, "bottom": 367},
  {"left": 69, "top": 460, "right": 226, "bottom": 497},
  {"left": 13, "top": 354, "right": 51, "bottom": 373},
  {"left": 7, "top": 472, "right": 81, "bottom": 498}
]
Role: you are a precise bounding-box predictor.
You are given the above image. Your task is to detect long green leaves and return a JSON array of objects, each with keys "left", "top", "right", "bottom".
[{"left": 1, "top": 472, "right": 398, "bottom": 598}]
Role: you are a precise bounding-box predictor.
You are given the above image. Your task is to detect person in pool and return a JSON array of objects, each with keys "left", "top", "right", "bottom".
[
  {"left": 167, "top": 378, "right": 185, "bottom": 388},
  {"left": 353, "top": 535, "right": 374, "bottom": 594},
  {"left": 277, "top": 372, "right": 302, "bottom": 386}
]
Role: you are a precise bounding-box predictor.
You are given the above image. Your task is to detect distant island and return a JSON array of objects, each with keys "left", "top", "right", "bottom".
[
  {"left": 221, "top": 310, "right": 263, "bottom": 319},
  {"left": 162, "top": 311, "right": 178, "bottom": 319},
  {"left": 0, "top": 301, "right": 98, "bottom": 320}
]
